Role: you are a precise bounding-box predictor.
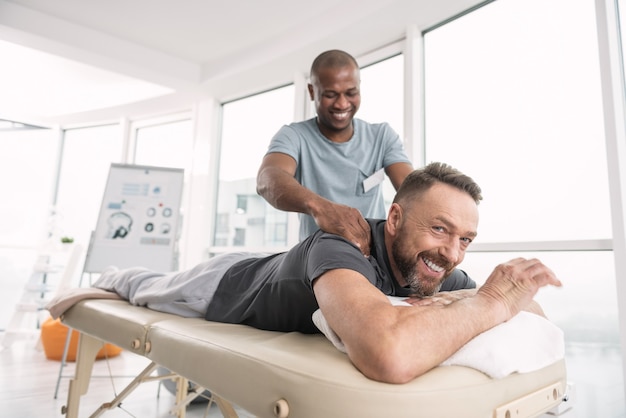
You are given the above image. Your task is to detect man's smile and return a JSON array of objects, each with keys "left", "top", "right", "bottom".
[{"left": 422, "top": 255, "right": 445, "bottom": 273}]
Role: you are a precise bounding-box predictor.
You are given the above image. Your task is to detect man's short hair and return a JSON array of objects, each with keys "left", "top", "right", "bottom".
[
  {"left": 310, "top": 50, "right": 359, "bottom": 80},
  {"left": 393, "top": 162, "right": 483, "bottom": 206}
]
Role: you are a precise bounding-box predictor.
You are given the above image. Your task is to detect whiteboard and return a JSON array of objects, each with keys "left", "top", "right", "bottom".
[{"left": 84, "top": 163, "right": 184, "bottom": 273}]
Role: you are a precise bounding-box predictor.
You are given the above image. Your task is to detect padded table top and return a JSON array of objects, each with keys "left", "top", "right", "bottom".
[{"left": 62, "top": 299, "right": 567, "bottom": 418}]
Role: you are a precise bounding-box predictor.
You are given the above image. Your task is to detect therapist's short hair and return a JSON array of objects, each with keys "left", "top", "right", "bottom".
[{"left": 310, "top": 50, "right": 359, "bottom": 79}]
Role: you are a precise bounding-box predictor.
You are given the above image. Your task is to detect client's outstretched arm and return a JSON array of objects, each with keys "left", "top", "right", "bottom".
[{"left": 313, "top": 258, "right": 561, "bottom": 384}]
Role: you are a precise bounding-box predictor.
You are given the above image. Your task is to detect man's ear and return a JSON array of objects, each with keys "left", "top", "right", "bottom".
[
  {"left": 307, "top": 84, "right": 315, "bottom": 101},
  {"left": 386, "top": 203, "right": 403, "bottom": 237}
]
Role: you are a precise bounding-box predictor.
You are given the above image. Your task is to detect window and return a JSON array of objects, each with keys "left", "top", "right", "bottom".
[
  {"left": 423, "top": 0, "right": 621, "bottom": 415},
  {"left": 617, "top": 0, "right": 626, "bottom": 94},
  {"left": 425, "top": 0, "right": 608, "bottom": 243},
  {"left": 236, "top": 195, "right": 248, "bottom": 214},
  {"left": 0, "top": 127, "right": 57, "bottom": 331},
  {"left": 0, "top": 128, "right": 57, "bottom": 247},
  {"left": 54, "top": 124, "right": 123, "bottom": 248},
  {"left": 358, "top": 54, "right": 405, "bottom": 207},
  {"left": 265, "top": 209, "right": 288, "bottom": 246},
  {"left": 132, "top": 116, "right": 193, "bottom": 261},
  {"left": 134, "top": 118, "right": 193, "bottom": 170},
  {"left": 215, "top": 85, "right": 294, "bottom": 248},
  {"left": 233, "top": 228, "right": 245, "bottom": 246},
  {"left": 358, "top": 54, "right": 404, "bottom": 140}
]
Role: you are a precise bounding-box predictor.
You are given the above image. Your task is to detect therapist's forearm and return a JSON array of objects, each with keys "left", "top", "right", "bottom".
[
  {"left": 257, "top": 165, "right": 371, "bottom": 253},
  {"left": 257, "top": 165, "right": 325, "bottom": 216}
]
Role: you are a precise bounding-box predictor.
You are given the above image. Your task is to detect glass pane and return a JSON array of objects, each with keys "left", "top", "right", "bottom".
[
  {"left": 215, "top": 85, "right": 294, "bottom": 248},
  {"left": 425, "top": 0, "right": 623, "bottom": 415},
  {"left": 134, "top": 119, "right": 193, "bottom": 170},
  {"left": 0, "top": 128, "right": 57, "bottom": 330},
  {"left": 424, "top": 0, "right": 609, "bottom": 243},
  {"left": 358, "top": 54, "right": 405, "bottom": 208},
  {"left": 0, "top": 128, "right": 57, "bottom": 247},
  {"left": 461, "top": 250, "right": 623, "bottom": 417},
  {"left": 621, "top": 0, "right": 626, "bottom": 89},
  {"left": 358, "top": 54, "right": 404, "bottom": 139},
  {"left": 54, "top": 124, "right": 122, "bottom": 248},
  {"left": 0, "top": 248, "right": 39, "bottom": 331},
  {"left": 134, "top": 118, "right": 193, "bottom": 257}
]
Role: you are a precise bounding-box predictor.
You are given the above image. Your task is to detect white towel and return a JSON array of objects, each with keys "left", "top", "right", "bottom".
[{"left": 312, "top": 296, "right": 564, "bottom": 379}]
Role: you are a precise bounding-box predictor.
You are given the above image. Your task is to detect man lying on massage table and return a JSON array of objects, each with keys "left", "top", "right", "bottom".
[{"left": 93, "top": 161, "right": 562, "bottom": 384}]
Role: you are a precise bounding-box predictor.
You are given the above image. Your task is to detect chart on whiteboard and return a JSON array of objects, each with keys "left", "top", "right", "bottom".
[{"left": 85, "top": 163, "right": 184, "bottom": 273}]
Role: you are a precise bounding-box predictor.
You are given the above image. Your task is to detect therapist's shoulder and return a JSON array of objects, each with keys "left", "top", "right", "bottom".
[
  {"left": 283, "top": 118, "right": 318, "bottom": 135},
  {"left": 353, "top": 118, "right": 397, "bottom": 134},
  {"left": 272, "top": 118, "right": 315, "bottom": 138},
  {"left": 268, "top": 119, "right": 318, "bottom": 154},
  {"left": 353, "top": 119, "right": 403, "bottom": 148}
]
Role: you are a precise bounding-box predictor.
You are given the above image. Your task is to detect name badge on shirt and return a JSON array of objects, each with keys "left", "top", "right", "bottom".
[{"left": 363, "top": 168, "right": 385, "bottom": 193}]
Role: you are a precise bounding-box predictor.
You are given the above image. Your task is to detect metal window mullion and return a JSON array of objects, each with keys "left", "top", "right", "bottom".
[{"left": 595, "top": 0, "right": 626, "bottom": 408}]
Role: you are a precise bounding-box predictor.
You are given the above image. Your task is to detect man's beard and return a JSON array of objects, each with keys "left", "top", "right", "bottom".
[{"left": 391, "top": 238, "right": 451, "bottom": 297}]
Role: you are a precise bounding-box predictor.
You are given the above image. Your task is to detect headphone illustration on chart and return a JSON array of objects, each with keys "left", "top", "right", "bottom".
[{"left": 107, "top": 211, "right": 133, "bottom": 239}]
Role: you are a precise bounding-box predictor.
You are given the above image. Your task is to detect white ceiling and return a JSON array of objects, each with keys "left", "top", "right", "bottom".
[{"left": 0, "top": 0, "right": 485, "bottom": 125}]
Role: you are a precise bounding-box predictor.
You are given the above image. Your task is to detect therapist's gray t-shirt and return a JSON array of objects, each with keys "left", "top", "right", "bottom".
[{"left": 266, "top": 118, "right": 411, "bottom": 240}]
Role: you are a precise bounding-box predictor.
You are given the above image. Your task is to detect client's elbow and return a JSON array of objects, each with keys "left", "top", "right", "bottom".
[{"left": 352, "top": 340, "right": 432, "bottom": 384}]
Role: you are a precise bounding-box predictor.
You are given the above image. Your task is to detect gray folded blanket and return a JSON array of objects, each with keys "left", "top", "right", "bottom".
[{"left": 46, "top": 288, "right": 122, "bottom": 319}]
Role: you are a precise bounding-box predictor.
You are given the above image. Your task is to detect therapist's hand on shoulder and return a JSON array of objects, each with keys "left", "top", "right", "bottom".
[{"left": 312, "top": 201, "right": 371, "bottom": 257}]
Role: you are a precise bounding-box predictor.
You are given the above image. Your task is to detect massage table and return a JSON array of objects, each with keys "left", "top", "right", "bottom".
[{"left": 59, "top": 298, "right": 568, "bottom": 418}]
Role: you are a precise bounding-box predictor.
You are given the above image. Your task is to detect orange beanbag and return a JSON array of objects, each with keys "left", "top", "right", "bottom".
[{"left": 40, "top": 316, "right": 122, "bottom": 361}]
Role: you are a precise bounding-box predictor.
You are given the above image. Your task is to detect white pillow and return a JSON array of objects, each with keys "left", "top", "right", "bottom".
[{"left": 312, "top": 296, "right": 564, "bottom": 379}]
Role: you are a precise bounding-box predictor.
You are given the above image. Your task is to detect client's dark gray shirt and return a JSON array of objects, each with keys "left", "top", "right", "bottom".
[{"left": 204, "top": 219, "right": 475, "bottom": 333}]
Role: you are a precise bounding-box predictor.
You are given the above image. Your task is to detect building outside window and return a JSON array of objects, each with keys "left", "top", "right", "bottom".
[{"left": 236, "top": 195, "right": 248, "bottom": 214}]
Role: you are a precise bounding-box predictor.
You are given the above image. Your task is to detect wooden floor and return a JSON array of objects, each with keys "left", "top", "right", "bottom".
[{"left": 0, "top": 334, "right": 255, "bottom": 418}]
